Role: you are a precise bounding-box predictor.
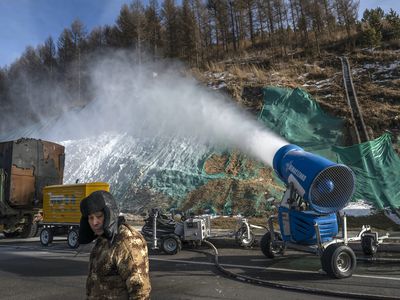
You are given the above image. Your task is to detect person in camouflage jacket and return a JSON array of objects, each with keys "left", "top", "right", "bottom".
[{"left": 79, "top": 190, "right": 151, "bottom": 300}]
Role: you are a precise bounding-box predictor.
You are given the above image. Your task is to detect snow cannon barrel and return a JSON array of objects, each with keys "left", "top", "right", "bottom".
[{"left": 273, "top": 144, "right": 355, "bottom": 214}]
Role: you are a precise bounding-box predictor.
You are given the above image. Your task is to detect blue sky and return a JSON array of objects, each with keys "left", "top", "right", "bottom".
[
  {"left": 0, "top": 0, "right": 131, "bottom": 68},
  {"left": 0, "top": 0, "right": 399, "bottom": 68}
]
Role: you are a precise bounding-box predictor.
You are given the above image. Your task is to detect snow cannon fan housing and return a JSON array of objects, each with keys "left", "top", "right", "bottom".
[{"left": 273, "top": 144, "right": 355, "bottom": 214}]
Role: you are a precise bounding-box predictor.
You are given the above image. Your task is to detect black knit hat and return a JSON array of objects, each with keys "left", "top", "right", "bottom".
[{"left": 78, "top": 190, "right": 120, "bottom": 244}]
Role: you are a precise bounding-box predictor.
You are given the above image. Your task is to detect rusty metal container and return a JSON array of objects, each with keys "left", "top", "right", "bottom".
[
  {"left": 0, "top": 138, "right": 65, "bottom": 209},
  {"left": 42, "top": 182, "right": 110, "bottom": 224}
]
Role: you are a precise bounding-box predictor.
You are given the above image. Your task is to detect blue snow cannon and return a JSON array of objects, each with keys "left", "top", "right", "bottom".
[
  {"left": 273, "top": 144, "right": 355, "bottom": 214},
  {"left": 262, "top": 144, "right": 358, "bottom": 279}
]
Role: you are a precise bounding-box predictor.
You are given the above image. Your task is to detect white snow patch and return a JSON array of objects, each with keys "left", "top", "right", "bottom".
[{"left": 341, "top": 200, "right": 374, "bottom": 217}]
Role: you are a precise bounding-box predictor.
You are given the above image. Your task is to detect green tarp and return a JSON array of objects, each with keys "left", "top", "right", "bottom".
[
  {"left": 260, "top": 86, "right": 400, "bottom": 209},
  {"left": 259, "top": 87, "right": 344, "bottom": 161},
  {"left": 333, "top": 134, "right": 400, "bottom": 209}
]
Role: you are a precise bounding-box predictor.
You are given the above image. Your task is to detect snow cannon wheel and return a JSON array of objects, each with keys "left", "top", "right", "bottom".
[
  {"left": 235, "top": 227, "right": 255, "bottom": 247},
  {"left": 260, "top": 232, "right": 285, "bottom": 258},
  {"left": 321, "top": 243, "right": 356, "bottom": 279},
  {"left": 161, "top": 234, "right": 182, "bottom": 255},
  {"left": 40, "top": 228, "right": 54, "bottom": 246},
  {"left": 361, "top": 234, "right": 377, "bottom": 256}
]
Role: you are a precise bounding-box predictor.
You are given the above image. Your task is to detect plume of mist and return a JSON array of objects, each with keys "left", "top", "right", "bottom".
[{"left": 9, "top": 50, "right": 288, "bottom": 167}]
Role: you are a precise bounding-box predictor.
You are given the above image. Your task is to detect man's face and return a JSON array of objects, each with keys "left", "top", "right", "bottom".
[{"left": 88, "top": 211, "right": 105, "bottom": 236}]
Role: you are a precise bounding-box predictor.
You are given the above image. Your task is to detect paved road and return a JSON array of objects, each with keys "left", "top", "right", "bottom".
[{"left": 0, "top": 236, "right": 399, "bottom": 300}]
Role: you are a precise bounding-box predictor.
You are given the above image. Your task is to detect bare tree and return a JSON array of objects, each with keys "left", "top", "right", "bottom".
[{"left": 335, "top": 0, "right": 359, "bottom": 42}]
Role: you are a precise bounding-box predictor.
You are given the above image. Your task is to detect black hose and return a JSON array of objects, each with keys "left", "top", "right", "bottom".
[{"left": 202, "top": 240, "right": 400, "bottom": 300}]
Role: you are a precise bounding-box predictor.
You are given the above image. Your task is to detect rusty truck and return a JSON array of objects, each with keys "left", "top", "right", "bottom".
[{"left": 0, "top": 138, "right": 65, "bottom": 238}]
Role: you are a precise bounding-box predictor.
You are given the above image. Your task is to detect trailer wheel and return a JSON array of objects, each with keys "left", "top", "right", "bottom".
[
  {"left": 67, "top": 229, "right": 80, "bottom": 249},
  {"left": 321, "top": 243, "right": 356, "bottom": 279},
  {"left": 361, "top": 235, "right": 377, "bottom": 256},
  {"left": 161, "top": 234, "right": 182, "bottom": 255},
  {"left": 40, "top": 228, "right": 53, "bottom": 246},
  {"left": 235, "top": 227, "right": 255, "bottom": 247},
  {"left": 260, "top": 232, "right": 285, "bottom": 258}
]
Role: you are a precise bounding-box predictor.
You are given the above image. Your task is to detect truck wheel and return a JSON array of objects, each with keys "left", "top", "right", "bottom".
[
  {"left": 235, "top": 227, "right": 255, "bottom": 247},
  {"left": 20, "top": 223, "right": 38, "bottom": 238},
  {"left": 161, "top": 234, "right": 182, "bottom": 255},
  {"left": 260, "top": 232, "right": 285, "bottom": 258},
  {"left": 40, "top": 228, "right": 53, "bottom": 246},
  {"left": 361, "top": 235, "right": 377, "bottom": 256},
  {"left": 67, "top": 229, "right": 80, "bottom": 249},
  {"left": 321, "top": 243, "right": 356, "bottom": 278}
]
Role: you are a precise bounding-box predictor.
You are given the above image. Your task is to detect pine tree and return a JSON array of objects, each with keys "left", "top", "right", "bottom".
[
  {"left": 38, "top": 37, "right": 57, "bottom": 75},
  {"left": 57, "top": 29, "right": 75, "bottom": 68},
  {"left": 131, "top": 0, "right": 146, "bottom": 63},
  {"left": 192, "top": 0, "right": 210, "bottom": 63},
  {"left": 103, "top": 25, "right": 120, "bottom": 47},
  {"left": 362, "top": 7, "right": 384, "bottom": 32},
  {"left": 144, "top": 0, "right": 162, "bottom": 58},
  {"left": 385, "top": 9, "right": 400, "bottom": 40},
  {"left": 116, "top": 4, "right": 136, "bottom": 48},
  {"left": 162, "top": 0, "right": 180, "bottom": 58},
  {"left": 87, "top": 26, "right": 106, "bottom": 51},
  {"left": 181, "top": 0, "right": 197, "bottom": 63}
]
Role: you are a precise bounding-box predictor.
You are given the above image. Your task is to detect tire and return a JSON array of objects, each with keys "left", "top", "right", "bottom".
[
  {"left": 361, "top": 235, "right": 377, "bottom": 256},
  {"left": 40, "top": 228, "right": 54, "bottom": 246},
  {"left": 260, "top": 232, "right": 285, "bottom": 258},
  {"left": 20, "top": 222, "right": 38, "bottom": 238},
  {"left": 67, "top": 228, "right": 80, "bottom": 249},
  {"left": 321, "top": 243, "right": 356, "bottom": 279},
  {"left": 161, "top": 234, "right": 182, "bottom": 255},
  {"left": 235, "top": 227, "right": 255, "bottom": 247}
]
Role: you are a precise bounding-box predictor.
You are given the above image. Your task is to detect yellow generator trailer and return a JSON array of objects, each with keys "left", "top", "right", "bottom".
[{"left": 40, "top": 182, "right": 109, "bottom": 248}]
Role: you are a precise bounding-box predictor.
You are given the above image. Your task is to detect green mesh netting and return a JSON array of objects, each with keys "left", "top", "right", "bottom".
[
  {"left": 259, "top": 87, "right": 344, "bottom": 161},
  {"left": 259, "top": 86, "right": 400, "bottom": 210},
  {"left": 332, "top": 133, "right": 400, "bottom": 209}
]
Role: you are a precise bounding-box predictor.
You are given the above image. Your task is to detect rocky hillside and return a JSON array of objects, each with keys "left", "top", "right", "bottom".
[{"left": 195, "top": 49, "right": 400, "bottom": 149}]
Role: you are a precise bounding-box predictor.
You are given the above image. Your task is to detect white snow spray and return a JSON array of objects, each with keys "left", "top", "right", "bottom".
[{"left": 44, "top": 51, "right": 288, "bottom": 167}]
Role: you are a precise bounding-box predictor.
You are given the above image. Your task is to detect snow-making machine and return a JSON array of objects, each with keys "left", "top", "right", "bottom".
[
  {"left": 141, "top": 209, "right": 260, "bottom": 254},
  {"left": 141, "top": 209, "right": 211, "bottom": 255},
  {"left": 260, "top": 144, "right": 387, "bottom": 279}
]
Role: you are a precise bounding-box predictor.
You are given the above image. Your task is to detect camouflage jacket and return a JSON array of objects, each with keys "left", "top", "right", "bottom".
[{"left": 86, "top": 224, "right": 151, "bottom": 300}]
